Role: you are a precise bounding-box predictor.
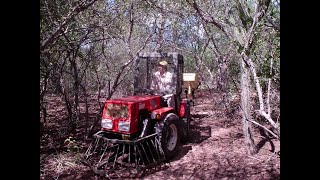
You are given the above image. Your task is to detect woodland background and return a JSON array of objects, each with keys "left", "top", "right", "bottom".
[{"left": 40, "top": 0, "right": 280, "bottom": 179}]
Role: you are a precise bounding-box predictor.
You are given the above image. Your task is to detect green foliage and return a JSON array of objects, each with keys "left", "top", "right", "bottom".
[
  {"left": 64, "top": 136, "right": 80, "bottom": 153},
  {"left": 40, "top": 0, "right": 280, "bottom": 124}
]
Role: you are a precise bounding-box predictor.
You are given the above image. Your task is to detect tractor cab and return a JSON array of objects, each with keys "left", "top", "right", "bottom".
[{"left": 134, "top": 52, "right": 184, "bottom": 112}]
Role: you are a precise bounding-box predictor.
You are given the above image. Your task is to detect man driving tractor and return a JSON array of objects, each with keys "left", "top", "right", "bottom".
[{"left": 151, "top": 60, "right": 175, "bottom": 108}]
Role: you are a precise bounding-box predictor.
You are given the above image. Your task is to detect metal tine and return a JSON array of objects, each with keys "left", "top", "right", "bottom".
[
  {"left": 128, "top": 144, "right": 132, "bottom": 172},
  {"left": 155, "top": 137, "right": 165, "bottom": 157},
  {"left": 97, "top": 143, "right": 117, "bottom": 170},
  {"left": 155, "top": 138, "right": 164, "bottom": 159},
  {"left": 98, "top": 141, "right": 112, "bottom": 165},
  {"left": 94, "top": 138, "right": 102, "bottom": 151},
  {"left": 134, "top": 145, "right": 138, "bottom": 171},
  {"left": 146, "top": 141, "right": 156, "bottom": 163},
  {"left": 121, "top": 144, "right": 125, "bottom": 168},
  {"left": 94, "top": 138, "right": 104, "bottom": 157},
  {"left": 140, "top": 142, "right": 151, "bottom": 165},
  {"left": 135, "top": 144, "right": 146, "bottom": 167},
  {"left": 112, "top": 144, "right": 120, "bottom": 169},
  {"left": 152, "top": 137, "right": 160, "bottom": 157},
  {"left": 85, "top": 138, "right": 99, "bottom": 158},
  {"left": 84, "top": 144, "right": 92, "bottom": 158},
  {"left": 102, "top": 143, "right": 119, "bottom": 161},
  {"left": 85, "top": 143, "right": 92, "bottom": 156},
  {"left": 104, "top": 143, "right": 114, "bottom": 168},
  {"left": 86, "top": 135, "right": 175, "bottom": 177},
  {"left": 150, "top": 138, "right": 160, "bottom": 160},
  {"left": 128, "top": 144, "right": 131, "bottom": 171}
]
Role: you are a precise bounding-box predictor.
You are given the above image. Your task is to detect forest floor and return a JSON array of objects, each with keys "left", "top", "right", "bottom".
[{"left": 40, "top": 89, "right": 280, "bottom": 180}]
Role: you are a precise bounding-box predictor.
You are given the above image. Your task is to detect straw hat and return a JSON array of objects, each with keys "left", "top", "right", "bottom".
[{"left": 159, "top": 60, "right": 168, "bottom": 66}]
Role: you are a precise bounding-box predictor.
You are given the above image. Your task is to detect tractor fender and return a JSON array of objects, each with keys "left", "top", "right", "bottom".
[
  {"left": 150, "top": 107, "right": 174, "bottom": 120},
  {"left": 164, "top": 113, "right": 179, "bottom": 122}
]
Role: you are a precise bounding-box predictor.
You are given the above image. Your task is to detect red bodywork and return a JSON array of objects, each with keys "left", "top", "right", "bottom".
[
  {"left": 151, "top": 107, "right": 175, "bottom": 119},
  {"left": 179, "top": 101, "right": 187, "bottom": 117},
  {"left": 101, "top": 95, "right": 162, "bottom": 134}
]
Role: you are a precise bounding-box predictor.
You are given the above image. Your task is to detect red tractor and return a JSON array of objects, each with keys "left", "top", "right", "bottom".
[{"left": 84, "top": 52, "right": 192, "bottom": 177}]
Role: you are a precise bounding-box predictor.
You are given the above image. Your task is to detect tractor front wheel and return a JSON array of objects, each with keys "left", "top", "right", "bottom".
[{"left": 157, "top": 113, "right": 180, "bottom": 159}]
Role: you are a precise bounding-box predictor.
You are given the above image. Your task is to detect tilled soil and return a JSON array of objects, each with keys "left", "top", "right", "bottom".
[{"left": 40, "top": 91, "right": 280, "bottom": 180}]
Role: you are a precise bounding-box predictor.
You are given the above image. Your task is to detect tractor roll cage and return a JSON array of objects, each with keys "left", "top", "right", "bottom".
[
  {"left": 134, "top": 52, "right": 184, "bottom": 96},
  {"left": 134, "top": 52, "right": 184, "bottom": 113}
]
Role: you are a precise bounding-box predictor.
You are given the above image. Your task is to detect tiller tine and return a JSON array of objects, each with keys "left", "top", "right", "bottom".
[{"left": 83, "top": 131, "right": 166, "bottom": 178}]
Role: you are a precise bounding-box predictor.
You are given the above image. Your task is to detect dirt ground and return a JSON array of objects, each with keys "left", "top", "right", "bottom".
[{"left": 40, "top": 90, "right": 280, "bottom": 180}]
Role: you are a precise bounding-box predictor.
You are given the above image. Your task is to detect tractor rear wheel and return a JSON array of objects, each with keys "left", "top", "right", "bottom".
[
  {"left": 157, "top": 113, "right": 180, "bottom": 159},
  {"left": 181, "top": 101, "right": 191, "bottom": 143}
]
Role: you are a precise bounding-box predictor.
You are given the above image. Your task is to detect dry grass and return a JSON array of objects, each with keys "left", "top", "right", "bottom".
[{"left": 40, "top": 152, "right": 82, "bottom": 179}]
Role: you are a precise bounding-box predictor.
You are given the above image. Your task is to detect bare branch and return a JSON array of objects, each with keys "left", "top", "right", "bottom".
[
  {"left": 266, "top": 55, "right": 273, "bottom": 116},
  {"left": 144, "top": 0, "right": 185, "bottom": 19},
  {"left": 186, "top": 0, "right": 227, "bottom": 35},
  {"left": 40, "top": 0, "right": 99, "bottom": 52},
  {"left": 108, "top": 31, "right": 154, "bottom": 99},
  {"left": 246, "top": 115, "right": 279, "bottom": 139},
  {"left": 266, "top": 16, "right": 280, "bottom": 31}
]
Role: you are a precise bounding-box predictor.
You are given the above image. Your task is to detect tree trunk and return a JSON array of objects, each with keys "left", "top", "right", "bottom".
[
  {"left": 240, "top": 59, "right": 257, "bottom": 155},
  {"left": 71, "top": 58, "right": 80, "bottom": 123},
  {"left": 155, "top": 13, "right": 165, "bottom": 52},
  {"left": 80, "top": 83, "right": 89, "bottom": 139},
  {"left": 171, "top": 21, "right": 177, "bottom": 52},
  {"left": 40, "top": 74, "right": 49, "bottom": 126},
  {"left": 220, "top": 59, "right": 230, "bottom": 108},
  {"left": 59, "top": 76, "right": 73, "bottom": 121}
]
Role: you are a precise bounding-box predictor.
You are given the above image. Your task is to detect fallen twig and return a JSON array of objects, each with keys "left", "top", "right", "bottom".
[{"left": 248, "top": 155, "right": 263, "bottom": 161}]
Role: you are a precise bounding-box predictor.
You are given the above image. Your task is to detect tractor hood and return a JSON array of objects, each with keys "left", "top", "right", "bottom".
[
  {"left": 101, "top": 95, "right": 162, "bottom": 134},
  {"left": 105, "top": 95, "right": 162, "bottom": 112}
]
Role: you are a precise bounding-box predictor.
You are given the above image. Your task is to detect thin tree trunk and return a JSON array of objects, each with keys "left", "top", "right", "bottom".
[
  {"left": 80, "top": 83, "right": 89, "bottom": 139},
  {"left": 71, "top": 57, "right": 80, "bottom": 123},
  {"left": 240, "top": 59, "right": 257, "bottom": 155},
  {"left": 40, "top": 74, "right": 49, "bottom": 126},
  {"left": 243, "top": 53, "right": 279, "bottom": 137},
  {"left": 60, "top": 77, "right": 73, "bottom": 121}
]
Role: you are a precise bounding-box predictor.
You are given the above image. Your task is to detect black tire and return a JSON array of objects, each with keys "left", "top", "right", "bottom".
[
  {"left": 181, "top": 101, "right": 191, "bottom": 143},
  {"left": 157, "top": 113, "right": 180, "bottom": 159}
]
